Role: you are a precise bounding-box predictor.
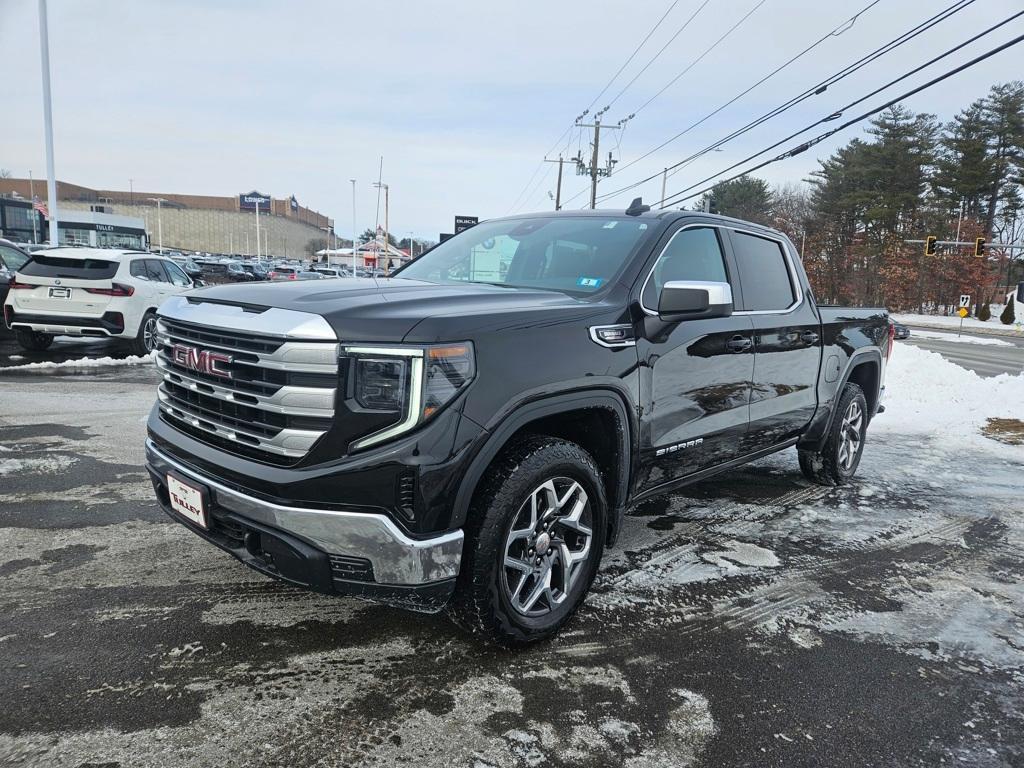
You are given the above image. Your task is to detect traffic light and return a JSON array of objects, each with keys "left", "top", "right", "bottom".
[
  {"left": 924, "top": 236, "right": 937, "bottom": 256},
  {"left": 974, "top": 237, "right": 986, "bottom": 258}
]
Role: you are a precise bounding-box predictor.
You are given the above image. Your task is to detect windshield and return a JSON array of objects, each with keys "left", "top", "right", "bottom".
[{"left": 395, "top": 216, "right": 652, "bottom": 294}]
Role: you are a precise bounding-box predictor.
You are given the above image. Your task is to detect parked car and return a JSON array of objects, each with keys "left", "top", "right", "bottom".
[
  {"left": 0, "top": 238, "right": 31, "bottom": 326},
  {"left": 146, "top": 206, "right": 891, "bottom": 644},
  {"left": 893, "top": 322, "right": 910, "bottom": 339},
  {"left": 268, "top": 265, "right": 301, "bottom": 281},
  {"left": 296, "top": 271, "right": 327, "bottom": 280},
  {"left": 240, "top": 262, "right": 270, "bottom": 281},
  {"left": 227, "top": 262, "right": 256, "bottom": 282},
  {"left": 312, "top": 266, "right": 348, "bottom": 278},
  {"left": 4, "top": 248, "right": 194, "bottom": 354}
]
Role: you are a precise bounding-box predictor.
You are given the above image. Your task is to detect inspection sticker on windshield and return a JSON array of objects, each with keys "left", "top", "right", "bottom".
[{"left": 577, "top": 277, "right": 603, "bottom": 288}]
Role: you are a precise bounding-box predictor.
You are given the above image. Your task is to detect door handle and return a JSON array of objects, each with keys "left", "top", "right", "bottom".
[
  {"left": 726, "top": 335, "right": 752, "bottom": 353},
  {"left": 801, "top": 330, "right": 820, "bottom": 344}
]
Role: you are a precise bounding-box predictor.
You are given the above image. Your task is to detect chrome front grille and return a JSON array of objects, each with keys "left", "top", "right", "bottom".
[{"left": 154, "top": 298, "right": 339, "bottom": 462}]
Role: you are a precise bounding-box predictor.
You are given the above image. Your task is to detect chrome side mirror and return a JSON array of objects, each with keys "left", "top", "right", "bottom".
[{"left": 658, "top": 280, "right": 733, "bottom": 321}]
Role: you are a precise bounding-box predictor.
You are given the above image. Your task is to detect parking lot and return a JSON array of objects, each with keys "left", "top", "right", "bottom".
[{"left": 1, "top": 340, "right": 1022, "bottom": 767}]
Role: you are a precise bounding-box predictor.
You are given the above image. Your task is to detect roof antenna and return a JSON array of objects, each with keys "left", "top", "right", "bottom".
[{"left": 625, "top": 197, "right": 650, "bottom": 216}]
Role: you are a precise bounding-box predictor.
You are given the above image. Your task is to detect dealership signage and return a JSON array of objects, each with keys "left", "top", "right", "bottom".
[
  {"left": 95, "top": 223, "right": 114, "bottom": 232},
  {"left": 455, "top": 215, "right": 477, "bottom": 233},
  {"left": 240, "top": 191, "right": 272, "bottom": 210}
]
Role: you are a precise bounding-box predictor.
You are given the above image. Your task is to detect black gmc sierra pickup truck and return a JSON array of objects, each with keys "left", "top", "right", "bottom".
[{"left": 145, "top": 203, "right": 891, "bottom": 644}]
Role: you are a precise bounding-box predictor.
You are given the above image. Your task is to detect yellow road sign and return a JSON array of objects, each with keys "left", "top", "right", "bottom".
[{"left": 958, "top": 308, "right": 969, "bottom": 318}]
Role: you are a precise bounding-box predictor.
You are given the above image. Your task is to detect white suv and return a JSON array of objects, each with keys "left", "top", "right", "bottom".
[{"left": 3, "top": 248, "right": 195, "bottom": 355}]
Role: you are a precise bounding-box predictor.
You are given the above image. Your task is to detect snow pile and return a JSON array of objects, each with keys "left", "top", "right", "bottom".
[
  {"left": 2, "top": 351, "right": 155, "bottom": 371},
  {"left": 907, "top": 329, "right": 1013, "bottom": 347},
  {"left": 878, "top": 342, "right": 1024, "bottom": 453}
]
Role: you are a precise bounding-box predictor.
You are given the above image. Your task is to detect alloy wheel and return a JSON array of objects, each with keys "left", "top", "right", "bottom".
[
  {"left": 837, "top": 399, "right": 863, "bottom": 470},
  {"left": 501, "top": 477, "right": 593, "bottom": 617},
  {"left": 143, "top": 316, "right": 158, "bottom": 352}
]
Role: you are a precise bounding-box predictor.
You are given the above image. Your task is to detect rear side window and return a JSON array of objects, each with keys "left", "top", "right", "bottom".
[
  {"left": 730, "top": 232, "right": 795, "bottom": 311},
  {"left": 20, "top": 255, "right": 118, "bottom": 280},
  {"left": 642, "top": 227, "right": 728, "bottom": 309},
  {"left": 0, "top": 245, "right": 29, "bottom": 272},
  {"left": 130, "top": 259, "right": 148, "bottom": 279}
]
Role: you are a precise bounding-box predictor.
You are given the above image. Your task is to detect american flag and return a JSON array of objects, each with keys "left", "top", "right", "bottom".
[{"left": 32, "top": 196, "right": 49, "bottom": 219}]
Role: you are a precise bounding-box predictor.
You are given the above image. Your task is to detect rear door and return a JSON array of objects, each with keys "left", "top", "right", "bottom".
[
  {"left": 725, "top": 228, "right": 822, "bottom": 450},
  {"left": 635, "top": 222, "right": 755, "bottom": 491},
  {"left": 12, "top": 254, "right": 120, "bottom": 318}
]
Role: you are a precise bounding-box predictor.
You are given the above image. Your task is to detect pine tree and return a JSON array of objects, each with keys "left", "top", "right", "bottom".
[
  {"left": 1000, "top": 296, "right": 1016, "bottom": 325},
  {"left": 979, "top": 83, "right": 1024, "bottom": 235},
  {"left": 978, "top": 302, "right": 991, "bottom": 321},
  {"left": 695, "top": 176, "right": 774, "bottom": 224}
]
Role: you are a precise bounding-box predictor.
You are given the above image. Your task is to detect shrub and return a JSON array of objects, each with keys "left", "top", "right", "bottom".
[
  {"left": 1000, "top": 297, "right": 1016, "bottom": 325},
  {"left": 978, "top": 303, "right": 991, "bottom": 322}
]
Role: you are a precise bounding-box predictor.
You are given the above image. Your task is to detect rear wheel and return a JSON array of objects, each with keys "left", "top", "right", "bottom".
[
  {"left": 14, "top": 327, "right": 54, "bottom": 352},
  {"left": 449, "top": 436, "right": 607, "bottom": 645},
  {"left": 128, "top": 311, "right": 158, "bottom": 356},
  {"left": 799, "top": 382, "right": 868, "bottom": 485}
]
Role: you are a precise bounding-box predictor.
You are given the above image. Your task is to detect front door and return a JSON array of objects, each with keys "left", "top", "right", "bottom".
[{"left": 634, "top": 224, "right": 754, "bottom": 493}]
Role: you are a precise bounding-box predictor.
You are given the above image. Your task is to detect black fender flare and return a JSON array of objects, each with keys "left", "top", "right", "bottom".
[
  {"left": 452, "top": 389, "right": 635, "bottom": 544},
  {"left": 802, "top": 347, "right": 882, "bottom": 452}
]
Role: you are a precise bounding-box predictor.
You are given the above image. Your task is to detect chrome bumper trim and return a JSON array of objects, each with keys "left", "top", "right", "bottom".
[{"left": 145, "top": 439, "right": 463, "bottom": 585}]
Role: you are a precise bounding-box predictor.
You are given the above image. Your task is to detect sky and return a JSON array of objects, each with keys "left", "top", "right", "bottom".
[{"left": 2, "top": 0, "right": 1022, "bottom": 241}]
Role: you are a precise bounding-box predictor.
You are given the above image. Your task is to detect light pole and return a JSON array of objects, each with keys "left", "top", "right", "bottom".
[
  {"left": 148, "top": 198, "right": 166, "bottom": 253},
  {"left": 129, "top": 178, "right": 134, "bottom": 206},
  {"left": 350, "top": 179, "right": 357, "bottom": 273},
  {"left": 254, "top": 197, "right": 261, "bottom": 261},
  {"left": 373, "top": 181, "right": 389, "bottom": 272},
  {"left": 319, "top": 225, "right": 332, "bottom": 264},
  {"left": 37, "top": 0, "right": 59, "bottom": 246}
]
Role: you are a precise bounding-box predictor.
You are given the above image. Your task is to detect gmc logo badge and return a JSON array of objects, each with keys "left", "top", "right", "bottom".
[{"left": 171, "top": 344, "right": 232, "bottom": 378}]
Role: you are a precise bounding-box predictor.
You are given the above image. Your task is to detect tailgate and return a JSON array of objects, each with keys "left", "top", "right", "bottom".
[{"left": 11, "top": 254, "right": 120, "bottom": 316}]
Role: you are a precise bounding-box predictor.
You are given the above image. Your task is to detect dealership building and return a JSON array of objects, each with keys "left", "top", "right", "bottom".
[{"left": 0, "top": 179, "right": 333, "bottom": 257}]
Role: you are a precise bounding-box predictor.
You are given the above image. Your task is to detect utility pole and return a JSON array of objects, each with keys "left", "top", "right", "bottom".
[
  {"left": 37, "top": 0, "right": 59, "bottom": 246},
  {"left": 543, "top": 156, "right": 566, "bottom": 210},
  {"left": 573, "top": 111, "right": 621, "bottom": 210}
]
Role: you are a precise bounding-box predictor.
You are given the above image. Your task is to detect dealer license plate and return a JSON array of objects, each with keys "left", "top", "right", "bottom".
[{"left": 167, "top": 474, "right": 207, "bottom": 529}]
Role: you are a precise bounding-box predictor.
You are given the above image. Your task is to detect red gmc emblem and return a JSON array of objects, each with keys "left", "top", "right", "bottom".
[{"left": 171, "top": 343, "right": 232, "bottom": 378}]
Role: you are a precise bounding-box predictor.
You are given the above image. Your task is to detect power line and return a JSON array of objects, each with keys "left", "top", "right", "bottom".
[
  {"left": 600, "top": 0, "right": 712, "bottom": 113},
  {"left": 657, "top": 31, "right": 1024, "bottom": 210},
  {"left": 593, "top": 0, "right": 977, "bottom": 205},
  {"left": 504, "top": 0, "right": 683, "bottom": 212},
  {"left": 628, "top": 0, "right": 769, "bottom": 119}
]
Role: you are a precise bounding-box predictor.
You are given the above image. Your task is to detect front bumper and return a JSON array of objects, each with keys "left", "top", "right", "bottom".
[{"left": 145, "top": 439, "right": 463, "bottom": 611}]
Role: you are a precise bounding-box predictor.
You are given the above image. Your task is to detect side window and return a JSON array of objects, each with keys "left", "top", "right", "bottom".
[
  {"left": 730, "top": 232, "right": 795, "bottom": 311},
  {"left": 163, "top": 261, "right": 191, "bottom": 286},
  {"left": 0, "top": 246, "right": 29, "bottom": 272},
  {"left": 642, "top": 227, "right": 728, "bottom": 309},
  {"left": 145, "top": 259, "right": 168, "bottom": 283},
  {"left": 130, "top": 259, "right": 149, "bottom": 279}
]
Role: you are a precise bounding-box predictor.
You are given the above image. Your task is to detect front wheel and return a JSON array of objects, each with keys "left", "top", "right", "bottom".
[
  {"left": 449, "top": 436, "right": 607, "bottom": 645},
  {"left": 14, "top": 327, "right": 54, "bottom": 352},
  {"left": 799, "top": 382, "right": 868, "bottom": 486}
]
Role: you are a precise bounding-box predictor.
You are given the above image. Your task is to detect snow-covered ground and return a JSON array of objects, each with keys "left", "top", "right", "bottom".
[
  {"left": 878, "top": 342, "right": 1024, "bottom": 453},
  {"left": 892, "top": 312, "right": 1022, "bottom": 335},
  {"left": 906, "top": 328, "right": 1014, "bottom": 347}
]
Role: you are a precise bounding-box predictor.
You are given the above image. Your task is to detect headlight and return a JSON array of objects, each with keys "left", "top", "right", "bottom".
[{"left": 343, "top": 342, "right": 475, "bottom": 451}]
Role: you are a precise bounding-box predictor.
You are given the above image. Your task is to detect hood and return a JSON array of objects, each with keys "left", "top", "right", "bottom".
[{"left": 183, "top": 277, "right": 592, "bottom": 343}]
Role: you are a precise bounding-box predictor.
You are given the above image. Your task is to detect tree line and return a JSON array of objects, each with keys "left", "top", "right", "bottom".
[{"left": 697, "top": 81, "right": 1024, "bottom": 317}]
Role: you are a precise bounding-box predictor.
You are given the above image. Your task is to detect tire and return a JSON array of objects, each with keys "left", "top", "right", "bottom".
[
  {"left": 448, "top": 436, "right": 607, "bottom": 646},
  {"left": 14, "top": 327, "right": 54, "bottom": 352},
  {"left": 128, "top": 311, "right": 158, "bottom": 356},
  {"left": 799, "top": 382, "right": 868, "bottom": 486}
]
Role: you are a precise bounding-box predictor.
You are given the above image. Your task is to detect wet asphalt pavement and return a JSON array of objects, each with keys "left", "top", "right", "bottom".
[{"left": 1, "top": 344, "right": 1023, "bottom": 767}]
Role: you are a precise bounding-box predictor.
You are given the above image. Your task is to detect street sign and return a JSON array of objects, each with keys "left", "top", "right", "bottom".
[
  {"left": 958, "top": 307, "right": 969, "bottom": 318},
  {"left": 454, "top": 215, "right": 478, "bottom": 234},
  {"left": 959, "top": 294, "right": 971, "bottom": 309}
]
